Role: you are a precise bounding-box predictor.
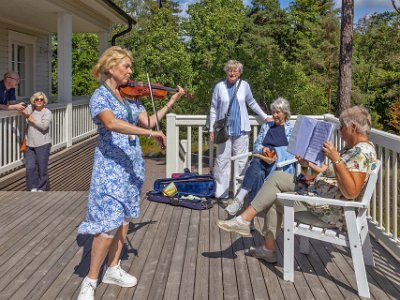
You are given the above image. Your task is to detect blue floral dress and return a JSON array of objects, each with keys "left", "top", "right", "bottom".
[{"left": 78, "top": 85, "right": 146, "bottom": 235}]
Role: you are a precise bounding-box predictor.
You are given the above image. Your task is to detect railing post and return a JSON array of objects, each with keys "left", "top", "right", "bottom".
[{"left": 166, "top": 113, "right": 178, "bottom": 177}]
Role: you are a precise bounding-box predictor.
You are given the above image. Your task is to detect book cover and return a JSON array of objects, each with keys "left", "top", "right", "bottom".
[{"left": 287, "top": 116, "right": 334, "bottom": 166}]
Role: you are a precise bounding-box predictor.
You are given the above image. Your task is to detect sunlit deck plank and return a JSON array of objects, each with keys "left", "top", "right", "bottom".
[{"left": 0, "top": 158, "right": 399, "bottom": 299}]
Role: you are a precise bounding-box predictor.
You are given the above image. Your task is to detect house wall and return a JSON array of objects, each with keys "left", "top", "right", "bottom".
[{"left": 0, "top": 20, "right": 50, "bottom": 98}]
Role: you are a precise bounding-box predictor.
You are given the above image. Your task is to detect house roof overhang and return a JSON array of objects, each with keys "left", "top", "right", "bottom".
[{"left": 0, "top": 0, "right": 128, "bottom": 34}]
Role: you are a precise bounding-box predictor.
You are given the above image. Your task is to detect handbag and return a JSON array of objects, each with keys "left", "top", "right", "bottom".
[
  {"left": 20, "top": 106, "right": 33, "bottom": 153},
  {"left": 20, "top": 121, "right": 29, "bottom": 153},
  {"left": 213, "top": 79, "right": 242, "bottom": 144},
  {"left": 20, "top": 137, "right": 27, "bottom": 153}
]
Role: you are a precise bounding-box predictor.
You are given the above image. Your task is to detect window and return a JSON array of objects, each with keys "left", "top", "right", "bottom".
[
  {"left": 8, "top": 31, "right": 36, "bottom": 98},
  {"left": 11, "top": 43, "right": 26, "bottom": 96}
]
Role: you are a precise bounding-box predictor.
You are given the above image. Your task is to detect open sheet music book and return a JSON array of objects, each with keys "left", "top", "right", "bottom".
[{"left": 287, "top": 116, "right": 335, "bottom": 166}]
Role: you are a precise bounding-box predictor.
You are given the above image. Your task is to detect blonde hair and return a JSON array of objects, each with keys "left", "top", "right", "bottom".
[
  {"left": 223, "top": 60, "right": 243, "bottom": 74},
  {"left": 30, "top": 91, "right": 49, "bottom": 105},
  {"left": 339, "top": 105, "right": 372, "bottom": 136},
  {"left": 92, "top": 46, "right": 133, "bottom": 82}
]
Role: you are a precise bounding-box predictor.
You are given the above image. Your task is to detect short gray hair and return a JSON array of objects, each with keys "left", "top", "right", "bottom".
[
  {"left": 270, "top": 97, "right": 291, "bottom": 120},
  {"left": 223, "top": 60, "right": 243, "bottom": 74},
  {"left": 3, "top": 70, "right": 19, "bottom": 80},
  {"left": 339, "top": 105, "right": 372, "bottom": 135}
]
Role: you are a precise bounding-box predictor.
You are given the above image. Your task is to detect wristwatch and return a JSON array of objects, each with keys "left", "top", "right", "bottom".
[{"left": 333, "top": 158, "right": 343, "bottom": 165}]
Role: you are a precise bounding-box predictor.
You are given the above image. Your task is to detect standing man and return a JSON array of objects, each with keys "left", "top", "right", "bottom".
[{"left": 0, "top": 71, "right": 26, "bottom": 111}]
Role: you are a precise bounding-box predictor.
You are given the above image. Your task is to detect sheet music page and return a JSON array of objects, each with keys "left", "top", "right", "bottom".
[
  {"left": 287, "top": 115, "right": 316, "bottom": 157},
  {"left": 304, "top": 121, "right": 334, "bottom": 166}
]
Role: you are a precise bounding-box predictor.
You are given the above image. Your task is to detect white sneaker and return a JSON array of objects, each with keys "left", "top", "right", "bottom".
[
  {"left": 30, "top": 188, "right": 37, "bottom": 192},
  {"left": 37, "top": 189, "right": 44, "bottom": 192},
  {"left": 216, "top": 217, "right": 251, "bottom": 236},
  {"left": 102, "top": 262, "right": 137, "bottom": 287},
  {"left": 225, "top": 198, "right": 243, "bottom": 216},
  {"left": 77, "top": 279, "right": 96, "bottom": 300}
]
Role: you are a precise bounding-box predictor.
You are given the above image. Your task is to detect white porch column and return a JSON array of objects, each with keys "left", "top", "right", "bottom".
[
  {"left": 166, "top": 113, "right": 179, "bottom": 177},
  {"left": 57, "top": 12, "right": 73, "bottom": 147},
  {"left": 98, "top": 31, "right": 110, "bottom": 55}
]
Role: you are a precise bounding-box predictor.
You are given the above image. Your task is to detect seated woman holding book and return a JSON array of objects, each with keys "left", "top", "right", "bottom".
[
  {"left": 217, "top": 106, "right": 377, "bottom": 264},
  {"left": 225, "top": 97, "right": 295, "bottom": 216}
]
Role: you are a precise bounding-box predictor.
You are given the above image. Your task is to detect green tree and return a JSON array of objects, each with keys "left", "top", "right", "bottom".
[
  {"left": 289, "top": 0, "right": 340, "bottom": 113},
  {"left": 114, "top": 0, "right": 193, "bottom": 116},
  {"left": 183, "top": 0, "right": 247, "bottom": 112},
  {"left": 51, "top": 33, "right": 99, "bottom": 97},
  {"left": 353, "top": 12, "right": 400, "bottom": 128}
]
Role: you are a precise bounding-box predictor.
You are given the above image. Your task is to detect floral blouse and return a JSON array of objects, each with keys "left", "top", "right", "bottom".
[{"left": 307, "top": 141, "right": 377, "bottom": 229}]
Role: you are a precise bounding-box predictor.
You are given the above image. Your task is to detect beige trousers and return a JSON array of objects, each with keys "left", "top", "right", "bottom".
[{"left": 250, "top": 171, "right": 309, "bottom": 239}]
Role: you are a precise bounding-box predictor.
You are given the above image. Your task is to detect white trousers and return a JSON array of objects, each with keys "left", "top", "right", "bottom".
[{"left": 213, "top": 134, "right": 249, "bottom": 199}]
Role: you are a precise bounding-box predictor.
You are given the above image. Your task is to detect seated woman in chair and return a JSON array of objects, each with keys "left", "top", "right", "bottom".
[
  {"left": 225, "top": 97, "right": 294, "bottom": 216},
  {"left": 217, "top": 106, "right": 377, "bottom": 263}
]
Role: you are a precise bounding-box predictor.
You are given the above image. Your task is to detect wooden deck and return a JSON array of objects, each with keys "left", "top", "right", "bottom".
[{"left": 0, "top": 158, "right": 399, "bottom": 300}]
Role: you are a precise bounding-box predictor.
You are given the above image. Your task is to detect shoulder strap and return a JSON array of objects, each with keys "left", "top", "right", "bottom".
[{"left": 226, "top": 78, "right": 242, "bottom": 117}]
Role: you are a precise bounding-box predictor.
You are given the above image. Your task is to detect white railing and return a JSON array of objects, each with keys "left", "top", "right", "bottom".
[
  {"left": 166, "top": 113, "right": 400, "bottom": 262},
  {"left": 0, "top": 99, "right": 97, "bottom": 175}
]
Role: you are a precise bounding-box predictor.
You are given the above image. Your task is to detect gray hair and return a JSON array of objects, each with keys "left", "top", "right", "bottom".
[
  {"left": 270, "top": 97, "right": 291, "bottom": 120},
  {"left": 339, "top": 105, "right": 372, "bottom": 135},
  {"left": 3, "top": 70, "right": 19, "bottom": 80},
  {"left": 223, "top": 60, "right": 243, "bottom": 74}
]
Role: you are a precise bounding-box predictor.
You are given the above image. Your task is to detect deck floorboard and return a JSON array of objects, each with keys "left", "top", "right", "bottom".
[{"left": 0, "top": 158, "right": 399, "bottom": 299}]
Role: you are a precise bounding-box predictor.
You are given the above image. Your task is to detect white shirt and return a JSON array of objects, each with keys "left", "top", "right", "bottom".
[{"left": 209, "top": 79, "right": 268, "bottom": 133}]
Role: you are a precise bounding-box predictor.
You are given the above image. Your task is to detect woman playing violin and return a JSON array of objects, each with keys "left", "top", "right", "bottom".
[{"left": 77, "top": 46, "right": 185, "bottom": 300}]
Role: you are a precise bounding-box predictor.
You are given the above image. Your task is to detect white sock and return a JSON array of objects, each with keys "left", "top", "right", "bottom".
[
  {"left": 236, "top": 215, "right": 250, "bottom": 225},
  {"left": 108, "top": 264, "right": 120, "bottom": 270},
  {"left": 84, "top": 276, "right": 98, "bottom": 287},
  {"left": 235, "top": 189, "right": 248, "bottom": 203}
]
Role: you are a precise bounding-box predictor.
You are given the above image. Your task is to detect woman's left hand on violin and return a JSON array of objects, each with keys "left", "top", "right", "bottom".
[{"left": 170, "top": 85, "right": 186, "bottom": 102}]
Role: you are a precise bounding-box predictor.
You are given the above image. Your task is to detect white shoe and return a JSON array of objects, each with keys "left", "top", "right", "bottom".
[
  {"left": 30, "top": 188, "right": 37, "bottom": 192},
  {"left": 37, "top": 189, "right": 44, "bottom": 192},
  {"left": 216, "top": 217, "right": 251, "bottom": 236},
  {"left": 102, "top": 262, "right": 137, "bottom": 287},
  {"left": 225, "top": 198, "right": 243, "bottom": 216},
  {"left": 77, "top": 279, "right": 96, "bottom": 300}
]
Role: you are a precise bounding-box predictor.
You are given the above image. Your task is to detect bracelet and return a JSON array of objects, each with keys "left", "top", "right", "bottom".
[
  {"left": 333, "top": 158, "right": 343, "bottom": 165},
  {"left": 165, "top": 103, "right": 171, "bottom": 110},
  {"left": 149, "top": 129, "right": 153, "bottom": 137}
]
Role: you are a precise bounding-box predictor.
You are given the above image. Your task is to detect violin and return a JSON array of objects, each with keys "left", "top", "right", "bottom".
[{"left": 119, "top": 80, "right": 192, "bottom": 100}]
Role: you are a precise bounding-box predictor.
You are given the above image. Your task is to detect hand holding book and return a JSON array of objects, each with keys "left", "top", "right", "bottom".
[{"left": 287, "top": 116, "right": 335, "bottom": 167}]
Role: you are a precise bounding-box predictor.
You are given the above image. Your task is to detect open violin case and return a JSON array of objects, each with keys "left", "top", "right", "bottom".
[{"left": 146, "top": 169, "right": 215, "bottom": 210}]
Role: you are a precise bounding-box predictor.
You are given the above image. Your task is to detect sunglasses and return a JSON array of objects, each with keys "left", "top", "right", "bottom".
[{"left": 34, "top": 98, "right": 44, "bottom": 102}]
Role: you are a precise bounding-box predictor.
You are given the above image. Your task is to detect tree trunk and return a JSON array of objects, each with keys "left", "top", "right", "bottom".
[{"left": 337, "top": 0, "right": 354, "bottom": 117}]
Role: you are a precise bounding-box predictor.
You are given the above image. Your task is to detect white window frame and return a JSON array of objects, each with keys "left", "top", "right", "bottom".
[{"left": 8, "top": 30, "right": 36, "bottom": 99}]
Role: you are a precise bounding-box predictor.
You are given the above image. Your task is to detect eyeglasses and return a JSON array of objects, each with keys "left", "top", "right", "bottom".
[{"left": 34, "top": 98, "right": 44, "bottom": 102}]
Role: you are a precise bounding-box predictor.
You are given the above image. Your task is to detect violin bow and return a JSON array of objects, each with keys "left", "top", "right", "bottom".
[
  {"left": 146, "top": 73, "right": 161, "bottom": 132},
  {"left": 146, "top": 73, "right": 165, "bottom": 149}
]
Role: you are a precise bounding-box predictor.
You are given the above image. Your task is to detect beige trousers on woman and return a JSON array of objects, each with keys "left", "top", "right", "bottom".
[{"left": 250, "top": 171, "right": 310, "bottom": 239}]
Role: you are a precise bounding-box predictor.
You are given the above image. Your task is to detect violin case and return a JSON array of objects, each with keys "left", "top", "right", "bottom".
[{"left": 146, "top": 169, "right": 215, "bottom": 210}]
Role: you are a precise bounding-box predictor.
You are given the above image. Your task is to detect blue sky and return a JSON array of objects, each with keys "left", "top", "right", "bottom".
[{"left": 178, "top": 0, "right": 395, "bottom": 21}]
